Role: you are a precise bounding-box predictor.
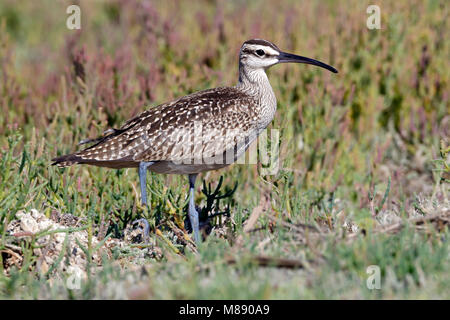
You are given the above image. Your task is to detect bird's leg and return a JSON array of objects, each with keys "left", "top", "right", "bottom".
[
  {"left": 139, "top": 161, "right": 154, "bottom": 206},
  {"left": 188, "top": 174, "right": 200, "bottom": 243},
  {"left": 132, "top": 161, "right": 154, "bottom": 240}
]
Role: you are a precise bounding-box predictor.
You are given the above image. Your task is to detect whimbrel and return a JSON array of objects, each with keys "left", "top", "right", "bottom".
[{"left": 52, "top": 39, "right": 337, "bottom": 243}]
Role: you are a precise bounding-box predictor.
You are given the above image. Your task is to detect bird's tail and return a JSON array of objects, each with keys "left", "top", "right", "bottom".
[
  {"left": 51, "top": 128, "right": 130, "bottom": 168},
  {"left": 51, "top": 153, "right": 85, "bottom": 168}
]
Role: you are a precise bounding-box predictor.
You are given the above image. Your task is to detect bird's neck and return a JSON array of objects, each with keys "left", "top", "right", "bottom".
[
  {"left": 237, "top": 63, "right": 271, "bottom": 91},
  {"left": 236, "top": 64, "right": 277, "bottom": 129}
]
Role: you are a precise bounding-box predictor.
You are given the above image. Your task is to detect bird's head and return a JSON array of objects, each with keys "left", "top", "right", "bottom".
[{"left": 239, "top": 39, "right": 338, "bottom": 73}]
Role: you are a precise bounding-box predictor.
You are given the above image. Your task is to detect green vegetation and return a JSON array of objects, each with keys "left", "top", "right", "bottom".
[{"left": 0, "top": 0, "right": 448, "bottom": 299}]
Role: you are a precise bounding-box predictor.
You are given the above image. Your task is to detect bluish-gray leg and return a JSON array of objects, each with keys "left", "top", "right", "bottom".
[
  {"left": 134, "top": 162, "right": 154, "bottom": 239},
  {"left": 188, "top": 174, "right": 200, "bottom": 243},
  {"left": 139, "top": 161, "right": 154, "bottom": 206}
]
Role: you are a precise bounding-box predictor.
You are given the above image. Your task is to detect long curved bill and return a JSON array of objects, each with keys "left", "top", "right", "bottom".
[{"left": 278, "top": 52, "right": 338, "bottom": 73}]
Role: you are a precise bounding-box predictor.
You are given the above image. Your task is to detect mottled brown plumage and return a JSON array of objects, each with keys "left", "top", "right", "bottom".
[
  {"left": 52, "top": 39, "right": 338, "bottom": 174},
  {"left": 52, "top": 39, "right": 337, "bottom": 242},
  {"left": 52, "top": 86, "right": 262, "bottom": 173}
]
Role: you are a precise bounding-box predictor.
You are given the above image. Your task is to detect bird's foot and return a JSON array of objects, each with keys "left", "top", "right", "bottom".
[
  {"left": 184, "top": 209, "right": 229, "bottom": 241},
  {"left": 124, "top": 218, "right": 151, "bottom": 243}
]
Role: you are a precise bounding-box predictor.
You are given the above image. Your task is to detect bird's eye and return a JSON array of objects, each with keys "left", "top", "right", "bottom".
[{"left": 255, "top": 49, "right": 265, "bottom": 56}]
